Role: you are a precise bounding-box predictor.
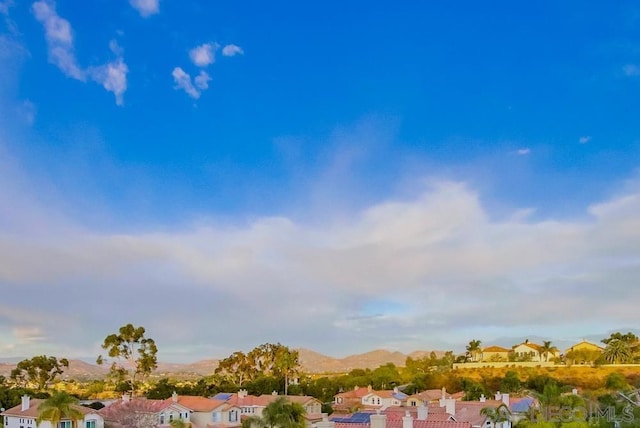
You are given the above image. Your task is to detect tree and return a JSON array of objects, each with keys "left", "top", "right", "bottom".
[
  {"left": 274, "top": 347, "right": 300, "bottom": 395},
  {"left": 466, "top": 340, "right": 482, "bottom": 362},
  {"left": 540, "top": 341, "right": 558, "bottom": 362},
  {"left": 10, "top": 356, "right": 69, "bottom": 390},
  {"left": 242, "top": 396, "right": 306, "bottom": 428},
  {"left": 37, "top": 392, "right": 84, "bottom": 428},
  {"left": 602, "top": 339, "right": 633, "bottom": 364},
  {"left": 480, "top": 403, "right": 511, "bottom": 428},
  {"left": 96, "top": 323, "right": 158, "bottom": 393},
  {"left": 215, "top": 343, "right": 301, "bottom": 392}
]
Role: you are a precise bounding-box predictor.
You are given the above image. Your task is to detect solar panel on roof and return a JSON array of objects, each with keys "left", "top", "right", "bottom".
[{"left": 212, "top": 393, "right": 233, "bottom": 400}]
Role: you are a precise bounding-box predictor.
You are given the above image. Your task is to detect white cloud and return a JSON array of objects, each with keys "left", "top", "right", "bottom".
[
  {"left": 32, "top": 0, "right": 85, "bottom": 80},
  {"left": 2, "top": 128, "right": 640, "bottom": 360},
  {"left": 31, "top": 2, "right": 128, "bottom": 105},
  {"left": 516, "top": 148, "right": 531, "bottom": 155},
  {"left": 579, "top": 136, "right": 592, "bottom": 144},
  {"left": 623, "top": 64, "right": 640, "bottom": 76},
  {"left": 194, "top": 70, "right": 211, "bottom": 90},
  {"left": 172, "top": 67, "right": 201, "bottom": 99},
  {"left": 89, "top": 58, "right": 128, "bottom": 106},
  {"left": 189, "top": 43, "right": 217, "bottom": 67},
  {"left": 222, "top": 44, "right": 244, "bottom": 57},
  {"left": 129, "top": 0, "right": 159, "bottom": 17}
]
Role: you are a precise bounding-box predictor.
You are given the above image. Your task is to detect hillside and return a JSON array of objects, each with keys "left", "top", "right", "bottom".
[{"left": 298, "top": 348, "right": 446, "bottom": 373}]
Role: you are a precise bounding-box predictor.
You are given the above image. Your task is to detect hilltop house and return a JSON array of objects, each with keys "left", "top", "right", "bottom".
[
  {"left": 479, "top": 347, "right": 511, "bottom": 362},
  {"left": 1, "top": 395, "right": 104, "bottom": 428},
  {"left": 512, "top": 341, "right": 558, "bottom": 362},
  {"left": 564, "top": 340, "right": 604, "bottom": 364}
]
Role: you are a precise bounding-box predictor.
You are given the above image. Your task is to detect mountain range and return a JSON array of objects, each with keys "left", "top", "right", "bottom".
[{"left": 0, "top": 348, "right": 445, "bottom": 380}]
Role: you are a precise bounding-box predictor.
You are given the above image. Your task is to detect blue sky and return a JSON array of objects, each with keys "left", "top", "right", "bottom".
[{"left": 1, "top": 0, "right": 640, "bottom": 362}]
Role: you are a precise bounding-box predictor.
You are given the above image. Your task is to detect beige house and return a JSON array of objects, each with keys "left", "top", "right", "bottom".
[
  {"left": 512, "top": 341, "right": 558, "bottom": 362},
  {"left": 479, "top": 346, "right": 511, "bottom": 362}
]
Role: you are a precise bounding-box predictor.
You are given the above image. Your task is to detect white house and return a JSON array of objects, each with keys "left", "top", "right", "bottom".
[
  {"left": 1, "top": 395, "right": 104, "bottom": 428},
  {"left": 361, "top": 388, "right": 408, "bottom": 408}
]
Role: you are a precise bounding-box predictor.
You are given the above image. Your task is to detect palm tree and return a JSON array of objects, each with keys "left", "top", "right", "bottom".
[
  {"left": 242, "top": 397, "right": 306, "bottom": 428},
  {"left": 37, "top": 392, "right": 85, "bottom": 428},
  {"left": 480, "top": 403, "right": 511, "bottom": 428},
  {"left": 540, "top": 341, "right": 558, "bottom": 362},
  {"left": 466, "top": 340, "right": 482, "bottom": 362},
  {"left": 602, "top": 339, "right": 633, "bottom": 364}
]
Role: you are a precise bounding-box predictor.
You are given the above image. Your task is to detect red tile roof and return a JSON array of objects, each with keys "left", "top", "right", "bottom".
[
  {"left": 482, "top": 346, "right": 510, "bottom": 353},
  {"left": 164, "top": 396, "right": 226, "bottom": 412},
  {"left": 1, "top": 399, "right": 95, "bottom": 418}
]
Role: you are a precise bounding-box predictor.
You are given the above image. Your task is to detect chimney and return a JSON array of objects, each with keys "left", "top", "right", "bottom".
[
  {"left": 495, "top": 391, "right": 502, "bottom": 401},
  {"left": 393, "top": 387, "right": 399, "bottom": 394},
  {"left": 572, "top": 389, "right": 578, "bottom": 395},
  {"left": 402, "top": 411, "right": 413, "bottom": 428},
  {"left": 480, "top": 394, "right": 486, "bottom": 403},
  {"left": 122, "top": 394, "right": 130, "bottom": 403},
  {"left": 354, "top": 386, "right": 359, "bottom": 391},
  {"left": 272, "top": 391, "right": 278, "bottom": 396},
  {"left": 368, "top": 385, "right": 373, "bottom": 393},
  {"left": 445, "top": 398, "right": 456, "bottom": 416},
  {"left": 238, "top": 389, "right": 247, "bottom": 399},
  {"left": 370, "top": 413, "right": 387, "bottom": 428},
  {"left": 439, "top": 387, "right": 447, "bottom": 407},
  {"left": 417, "top": 405, "right": 428, "bottom": 421},
  {"left": 21, "top": 395, "right": 30, "bottom": 411},
  {"left": 172, "top": 391, "right": 178, "bottom": 402},
  {"left": 501, "top": 394, "right": 509, "bottom": 407}
]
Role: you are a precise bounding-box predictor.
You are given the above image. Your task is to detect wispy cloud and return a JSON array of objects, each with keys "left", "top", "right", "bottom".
[
  {"left": 189, "top": 43, "right": 217, "bottom": 67},
  {"left": 17, "top": 100, "right": 36, "bottom": 125},
  {"left": 516, "top": 148, "right": 531, "bottom": 155},
  {"left": 32, "top": 0, "right": 85, "bottom": 80},
  {"left": 0, "top": 0, "right": 13, "bottom": 15},
  {"left": 623, "top": 64, "right": 640, "bottom": 76},
  {"left": 172, "top": 67, "right": 210, "bottom": 99},
  {"left": 222, "top": 44, "right": 243, "bottom": 57},
  {"left": 129, "top": 0, "right": 159, "bottom": 17},
  {"left": 31, "top": 1, "right": 128, "bottom": 105},
  {"left": 579, "top": 136, "right": 592, "bottom": 144}
]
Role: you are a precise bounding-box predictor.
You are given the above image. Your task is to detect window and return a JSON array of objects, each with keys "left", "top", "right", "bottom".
[
  {"left": 86, "top": 421, "right": 96, "bottom": 428},
  {"left": 230, "top": 410, "right": 238, "bottom": 422},
  {"left": 59, "top": 422, "right": 71, "bottom": 428},
  {"left": 160, "top": 414, "right": 165, "bottom": 424},
  {"left": 169, "top": 413, "right": 174, "bottom": 422}
]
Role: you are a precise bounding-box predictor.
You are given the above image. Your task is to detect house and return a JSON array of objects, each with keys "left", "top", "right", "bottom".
[
  {"left": 334, "top": 387, "right": 372, "bottom": 411},
  {"left": 1, "top": 395, "right": 104, "bottom": 428},
  {"left": 479, "top": 347, "right": 511, "bottom": 362},
  {"left": 213, "top": 390, "right": 322, "bottom": 424},
  {"left": 512, "top": 341, "right": 558, "bottom": 362},
  {"left": 564, "top": 340, "right": 603, "bottom": 365},
  {"left": 332, "top": 405, "right": 471, "bottom": 428},
  {"left": 163, "top": 393, "right": 240, "bottom": 428},
  {"left": 406, "top": 389, "right": 463, "bottom": 408},
  {"left": 99, "top": 394, "right": 191, "bottom": 428},
  {"left": 362, "top": 388, "right": 408, "bottom": 408}
]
